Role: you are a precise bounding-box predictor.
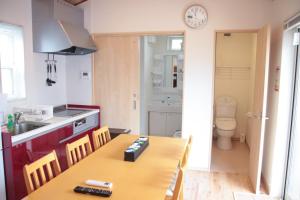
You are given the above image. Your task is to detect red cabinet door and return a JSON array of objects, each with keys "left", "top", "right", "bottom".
[{"left": 5, "top": 124, "right": 73, "bottom": 200}]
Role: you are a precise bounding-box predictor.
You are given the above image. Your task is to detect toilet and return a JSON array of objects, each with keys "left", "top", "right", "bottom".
[{"left": 215, "top": 96, "right": 237, "bottom": 150}]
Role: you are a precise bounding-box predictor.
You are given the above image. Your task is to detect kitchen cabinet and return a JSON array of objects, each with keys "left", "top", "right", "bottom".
[
  {"left": 4, "top": 124, "right": 73, "bottom": 200},
  {"left": 3, "top": 106, "right": 100, "bottom": 200},
  {"left": 148, "top": 111, "right": 182, "bottom": 137}
]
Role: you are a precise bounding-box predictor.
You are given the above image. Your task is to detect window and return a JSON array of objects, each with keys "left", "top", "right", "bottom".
[
  {"left": 167, "top": 36, "right": 184, "bottom": 51},
  {"left": 0, "top": 22, "right": 26, "bottom": 100}
]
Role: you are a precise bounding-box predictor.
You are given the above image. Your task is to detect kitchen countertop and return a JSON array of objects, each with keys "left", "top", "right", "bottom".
[{"left": 9, "top": 108, "right": 99, "bottom": 146}]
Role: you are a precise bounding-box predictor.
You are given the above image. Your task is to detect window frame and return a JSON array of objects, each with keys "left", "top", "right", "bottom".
[
  {"left": 167, "top": 36, "right": 184, "bottom": 51},
  {"left": 0, "top": 21, "right": 26, "bottom": 101}
]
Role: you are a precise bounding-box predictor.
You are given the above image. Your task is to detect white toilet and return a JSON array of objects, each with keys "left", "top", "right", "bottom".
[{"left": 215, "top": 96, "right": 237, "bottom": 150}]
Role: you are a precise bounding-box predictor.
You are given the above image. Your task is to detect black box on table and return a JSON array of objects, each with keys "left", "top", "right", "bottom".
[{"left": 124, "top": 137, "right": 149, "bottom": 162}]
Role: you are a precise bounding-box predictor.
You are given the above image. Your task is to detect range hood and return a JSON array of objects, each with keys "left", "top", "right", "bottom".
[{"left": 32, "top": 0, "right": 97, "bottom": 55}]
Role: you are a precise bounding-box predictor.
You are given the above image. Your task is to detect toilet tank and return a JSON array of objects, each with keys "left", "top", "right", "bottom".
[{"left": 215, "top": 96, "right": 237, "bottom": 118}]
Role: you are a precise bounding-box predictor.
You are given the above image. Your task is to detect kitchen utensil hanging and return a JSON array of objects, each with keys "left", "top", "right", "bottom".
[
  {"left": 52, "top": 54, "right": 57, "bottom": 81},
  {"left": 45, "top": 53, "right": 57, "bottom": 86}
]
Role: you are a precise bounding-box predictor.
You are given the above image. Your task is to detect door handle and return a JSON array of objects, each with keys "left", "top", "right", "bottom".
[{"left": 59, "top": 134, "right": 81, "bottom": 144}]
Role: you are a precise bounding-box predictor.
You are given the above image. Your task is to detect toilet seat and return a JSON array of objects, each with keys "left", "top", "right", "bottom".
[{"left": 215, "top": 118, "right": 236, "bottom": 131}]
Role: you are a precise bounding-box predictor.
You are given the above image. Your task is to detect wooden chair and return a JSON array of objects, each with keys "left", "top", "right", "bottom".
[
  {"left": 92, "top": 126, "right": 111, "bottom": 150},
  {"left": 188, "top": 135, "right": 193, "bottom": 146},
  {"left": 166, "top": 145, "right": 190, "bottom": 199},
  {"left": 165, "top": 168, "right": 184, "bottom": 200},
  {"left": 181, "top": 144, "right": 190, "bottom": 169},
  {"left": 23, "top": 150, "right": 61, "bottom": 194},
  {"left": 66, "top": 135, "right": 93, "bottom": 167},
  {"left": 181, "top": 135, "right": 192, "bottom": 169}
]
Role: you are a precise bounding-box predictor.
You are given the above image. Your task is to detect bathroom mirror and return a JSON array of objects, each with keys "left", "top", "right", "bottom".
[{"left": 162, "top": 54, "right": 183, "bottom": 89}]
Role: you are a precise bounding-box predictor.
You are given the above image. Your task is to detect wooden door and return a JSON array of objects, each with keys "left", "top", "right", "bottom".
[
  {"left": 93, "top": 35, "right": 140, "bottom": 133},
  {"left": 248, "top": 25, "right": 271, "bottom": 193}
]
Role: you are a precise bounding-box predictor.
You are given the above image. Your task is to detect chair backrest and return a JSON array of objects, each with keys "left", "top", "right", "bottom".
[
  {"left": 23, "top": 150, "right": 61, "bottom": 194},
  {"left": 188, "top": 135, "right": 193, "bottom": 146},
  {"left": 66, "top": 135, "right": 92, "bottom": 167},
  {"left": 172, "top": 168, "right": 184, "bottom": 200},
  {"left": 181, "top": 144, "right": 190, "bottom": 169},
  {"left": 92, "top": 126, "right": 111, "bottom": 150}
]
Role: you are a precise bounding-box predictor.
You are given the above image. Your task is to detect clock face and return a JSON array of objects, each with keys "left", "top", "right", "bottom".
[{"left": 184, "top": 5, "right": 208, "bottom": 29}]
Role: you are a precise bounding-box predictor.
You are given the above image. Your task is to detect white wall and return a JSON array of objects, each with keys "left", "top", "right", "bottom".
[
  {"left": 262, "top": 0, "right": 300, "bottom": 197},
  {"left": 85, "top": 0, "right": 271, "bottom": 169},
  {"left": 65, "top": 55, "right": 93, "bottom": 105},
  {"left": 0, "top": 0, "right": 68, "bottom": 115}
]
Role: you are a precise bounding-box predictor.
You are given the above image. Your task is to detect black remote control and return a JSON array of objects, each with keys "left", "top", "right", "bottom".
[{"left": 74, "top": 186, "right": 112, "bottom": 197}]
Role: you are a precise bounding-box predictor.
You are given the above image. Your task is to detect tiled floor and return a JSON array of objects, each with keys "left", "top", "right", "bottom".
[{"left": 211, "top": 139, "right": 250, "bottom": 174}]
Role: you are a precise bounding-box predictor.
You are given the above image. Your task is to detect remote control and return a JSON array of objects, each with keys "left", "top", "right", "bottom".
[
  {"left": 85, "top": 180, "right": 113, "bottom": 189},
  {"left": 74, "top": 186, "right": 112, "bottom": 197}
]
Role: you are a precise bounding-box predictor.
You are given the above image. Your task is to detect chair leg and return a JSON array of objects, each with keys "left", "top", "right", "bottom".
[{"left": 179, "top": 187, "right": 183, "bottom": 200}]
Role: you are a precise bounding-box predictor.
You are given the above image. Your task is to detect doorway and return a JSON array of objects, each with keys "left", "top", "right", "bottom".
[
  {"left": 92, "top": 33, "right": 184, "bottom": 137},
  {"left": 140, "top": 35, "right": 184, "bottom": 137},
  {"left": 212, "top": 32, "right": 257, "bottom": 174},
  {"left": 211, "top": 26, "right": 271, "bottom": 194}
]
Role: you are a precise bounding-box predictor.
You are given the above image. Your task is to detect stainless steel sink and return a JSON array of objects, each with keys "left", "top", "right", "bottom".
[{"left": 11, "top": 121, "right": 49, "bottom": 135}]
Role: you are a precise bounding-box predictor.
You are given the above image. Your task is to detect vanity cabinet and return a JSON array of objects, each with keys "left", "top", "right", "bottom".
[
  {"left": 149, "top": 112, "right": 166, "bottom": 136},
  {"left": 149, "top": 111, "right": 182, "bottom": 137},
  {"left": 165, "top": 112, "right": 182, "bottom": 137}
]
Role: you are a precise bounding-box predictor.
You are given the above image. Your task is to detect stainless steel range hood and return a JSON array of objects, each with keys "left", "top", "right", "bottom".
[{"left": 32, "top": 0, "right": 97, "bottom": 55}]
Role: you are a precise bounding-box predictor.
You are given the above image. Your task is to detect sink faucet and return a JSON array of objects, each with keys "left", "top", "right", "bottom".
[{"left": 14, "top": 112, "right": 23, "bottom": 125}]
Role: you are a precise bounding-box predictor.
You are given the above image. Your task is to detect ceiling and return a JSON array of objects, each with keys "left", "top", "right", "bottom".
[{"left": 64, "top": 0, "right": 87, "bottom": 6}]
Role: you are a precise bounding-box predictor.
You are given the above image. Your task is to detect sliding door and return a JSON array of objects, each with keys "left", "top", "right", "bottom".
[
  {"left": 284, "top": 28, "right": 300, "bottom": 200},
  {"left": 93, "top": 35, "right": 140, "bottom": 133}
]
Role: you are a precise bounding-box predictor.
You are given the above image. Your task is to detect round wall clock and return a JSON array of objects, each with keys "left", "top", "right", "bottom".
[{"left": 184, "top": 5, "right": 208, "bottom": 29}]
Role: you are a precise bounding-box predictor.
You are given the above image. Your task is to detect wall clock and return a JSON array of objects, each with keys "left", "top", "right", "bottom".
[{"left": 184, "top": 5, "right": 208, "bottom": 29}]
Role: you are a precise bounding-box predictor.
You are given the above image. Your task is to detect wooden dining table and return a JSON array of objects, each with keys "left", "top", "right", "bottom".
[{"left": 23, "top": 134, "right": 187, "bottom": 200}]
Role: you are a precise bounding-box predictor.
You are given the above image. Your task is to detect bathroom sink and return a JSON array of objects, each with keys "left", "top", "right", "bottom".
[
  {"left": 11, "top": 121, "right": 49, "bottom": 135},
  {"left": 148, "top": 101, "right": 182, "bottom": 112}
]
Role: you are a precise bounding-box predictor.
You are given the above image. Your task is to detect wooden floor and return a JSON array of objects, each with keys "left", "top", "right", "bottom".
[{"left": 184, "top": 170, "right": 253, "bottom": 200}]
